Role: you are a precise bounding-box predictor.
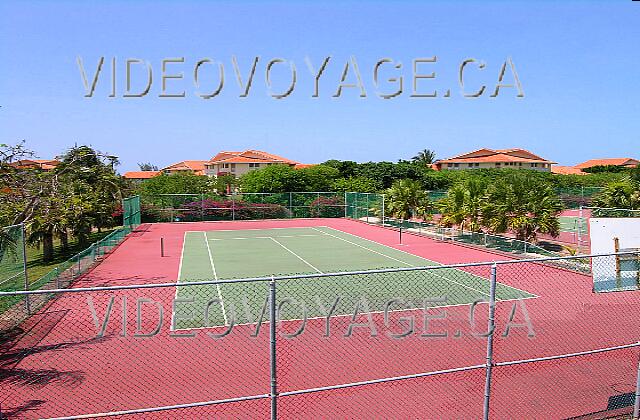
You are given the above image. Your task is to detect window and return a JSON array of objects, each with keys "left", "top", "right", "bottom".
[
  {"left": 495, "top": 162, "right": 501, "bottom": 167},
  {"left": 222, "top": 163, "right": 230, "bottom": 169},
  {"left": 231, "top": 163, "right": 236, "bottom": 171},
  {"left": 249, "top": 163, "right": 260, "bottom": 168},
  {"left": 519, "top": 162, "right": 522, "bottom": 166},
  {"left": 447, "top": 163, "right": 453, "bottom": 168},
  {"left": 475, "top": 163, "right": 480, "bottom": 167},
  {"left": 468, "top": 163, "right": 474, "bottom": 168},
  {"left": 453, "top": 163, "right": 459, "bottom": 168}
]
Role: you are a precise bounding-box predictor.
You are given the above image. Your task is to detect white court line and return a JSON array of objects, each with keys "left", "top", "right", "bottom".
[
  {"left": 312, "top": 227, "right": 491, "bottom": 297},
  {"left": 204, "top": 231, "right": 229, "bottom": 325},
  {"left": 319, "top": 226, "right": 538, "bottom": 298},
  {"left": 209, "top": 234, "right": 323, "bottom": 241},
  {"left": 169, "top": 231, "right": 188, "bottom": 331},
  {"left": 185, "top": 227, "right": 317, "bottom": 233},
  {"left": 269, "top": 237, "right": 323, "bottom": 274}
]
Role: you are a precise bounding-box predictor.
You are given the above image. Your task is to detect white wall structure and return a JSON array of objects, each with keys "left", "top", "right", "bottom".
[{"left": 589, "top": 218, "right": 640, "bottom": 292}]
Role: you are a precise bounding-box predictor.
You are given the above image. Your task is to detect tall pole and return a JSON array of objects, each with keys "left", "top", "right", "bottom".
[
  {"left": 269, "top": 277, "right": 278, "bottom": 419},
  {"left": 344, "top": 192, "right": 348, "bottom": 218},
  {"left": 577, "top": 205, "right": 583, "bottom": 253},
  {"left": 21, "top": 224, "right": 30, "bottom": 314},
  {"left": 483, "top": 263, "right": 498, "bottom": 420}
]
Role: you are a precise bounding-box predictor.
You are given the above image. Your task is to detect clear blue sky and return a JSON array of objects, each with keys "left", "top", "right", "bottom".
[{"left": 1, "top": 1, "right": 638, "bottom": 172}]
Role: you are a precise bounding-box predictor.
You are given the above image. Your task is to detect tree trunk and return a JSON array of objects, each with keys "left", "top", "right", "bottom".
[
  {"left": 43, "top": 231, "right": 54, "bottom": 263},
  {"left": 60, "top": 230, "right": 69, "bottom": 252}
]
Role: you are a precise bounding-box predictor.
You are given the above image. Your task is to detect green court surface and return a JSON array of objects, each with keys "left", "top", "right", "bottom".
[
  {"left": 559, "top": 216, "right": 588, "bottom": 234},
  {"left": 173, "top": 226, "right": 534, "bottom": 329}
]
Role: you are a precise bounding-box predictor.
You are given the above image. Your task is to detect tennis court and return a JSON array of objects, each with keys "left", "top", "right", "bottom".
[
  {"left": 559, "top": 215, "right": 588, "bottom": 235},
  {"left": 174, "top": 226, "right": 534, "bottom": 329}
]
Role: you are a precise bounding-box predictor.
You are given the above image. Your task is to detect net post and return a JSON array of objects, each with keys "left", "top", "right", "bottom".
[
  {"left": 21, "top": 224, "right": 31, "bottom": 315},
  {"left": 269, "top": 276, "right": 278, "bottom": 420},
  {"left": 161, "top": 237, "right": 165, "bottom": 257},
  {"left": 483, "top": 263, "right": 498, "bottom": 420}
]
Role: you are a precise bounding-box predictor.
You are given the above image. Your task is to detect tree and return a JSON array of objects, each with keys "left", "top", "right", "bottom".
[
  {"left": 481, "top": 173, "right": 562, "bottom": 242},
  {"left": 239, "top": 164, "right": 340, "bottom": 193},
  {"left": 138, "top": 162, "right": 159, "bottom": 171},
  {"left": 332, "top": 177, "right": 381, "bottom": 193},
  {"left": 438, "top": 179, "right": 486, "bottom": 232},
  {"left": 385, "top": 179, "right": 432, "bottom": 220},
  {"left": 593, "top": 178, "right": 640, "bottom": 209},
  {"left": 1, "top": 143, "right": 124, "bottom": 261},
  {"left": 139, "top": 172, "right": 210, "bottom": 196},
  {"left": 412, "top": 149, "right": 436, "bottom": 165}
]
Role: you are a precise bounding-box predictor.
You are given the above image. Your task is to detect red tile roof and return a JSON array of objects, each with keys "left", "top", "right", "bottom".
[
  {"left": 575, "top": 158, "right": 639, "bottom": 169},
  {"left": 9, "top": 159, "right": 60, "bottom": 171},
  {"left": 123, "top": 171, "right": 160, "bottom": 179},
  {"left": 162, "top": 160, "right": 208, "bottom": 175},
  {"left": 438, "top": 148, "right": 555, "bottom": 164},
  {"left": 208, "top": 150, "right": 299, "bottom": 165},
  {"left": 551, "top": 166, "right": 586, "bottom": 176}
]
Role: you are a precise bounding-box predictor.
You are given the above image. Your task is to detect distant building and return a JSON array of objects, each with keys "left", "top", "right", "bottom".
[
  {"left": 205, "top": 150, "right": 309, "bottom": 177},
  {"left": 123, "top": 171, "right": 160, "bottom": 181},
  {"left": 161, "top": 161, "right": 208, "bottom": 176},
  {"left": 9, "top": 159, "right": 60, "bottom": 171},
  {"left": 575, "top": 158, "right": 639, "bottom": 170},
  {"left": 433, "top": 148, "right": 555, "bottom": 172},
  {"left": 551, "top": 166, "right": 586, "bottom": 176}
]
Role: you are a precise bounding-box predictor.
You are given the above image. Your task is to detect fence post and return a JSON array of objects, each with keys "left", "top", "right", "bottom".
[
  {"left": 269, "top": 277, "right": 278, "bottom": 419},
  {"left": 344, "top": 192, "right": 348, "bottom": 218},
  {"left": 21, "top": 224, "right": 31, "bottom": 314},
  {"left": 289, "top": 192, "right": 293, "bottom": 218},
  {"left": 483, "top": 263, "right": 498, "bottom": 420},
  {"left": 232, "top": 194, "right": 236, "bottom": 221},
  {"left": 577, "top": 205, "right": 583, "bottom": 252},
  {"left": 381, "top": 194, "right": 386, "bottom": 227},
  {"left": 634, "top": 353, "right": 640, "bottom": 420},
  {"left": 201, "top": 193, "right": 205, "bottom": 221}
]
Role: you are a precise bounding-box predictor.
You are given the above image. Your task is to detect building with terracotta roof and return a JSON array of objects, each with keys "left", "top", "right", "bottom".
[
  {"left": 123, "top": 171, "right": 160, "bottom": 181},
  {"left": 433, "top": 148, "right": 555, "bottom": 172},
  {"left": 161, "top": 160, "right": 207, "bottom": 176},
  {"left": 575, "top": 158, "right": 639, "bottom": 170},
  {"left": 551, "top": 166, "right": 586, "bottom": 176},
  {"left": 9, "top": 159, "right": 60, "bottom": 171},
  {"left": 205, "top": 150, "right": 305, "bottom": 177}
]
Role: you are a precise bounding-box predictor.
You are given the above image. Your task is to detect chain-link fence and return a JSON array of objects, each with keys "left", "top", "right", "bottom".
[
  {"left": 0, "top": 226, "right": 134, "bottom": 332},
  {"left": 140, "top": 192, "right": 348, "bottom": 223},
  {"left": 0, "top": 224, "right": 27, "bottom": 292},
  {"left": 123, "top": 195, "right": 141, "bottom": 228},
  {"left": 1, "top": 252, "right": 639, "bottom": 419}
]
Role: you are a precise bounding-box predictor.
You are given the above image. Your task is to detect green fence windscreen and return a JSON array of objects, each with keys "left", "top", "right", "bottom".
[
  {"left": 345, "top": 192, "right": 384, "bottom": 221},
  {"left": 123, "top": 195, "right": 141, "bottom": 227},
  {"left": 140, "top": 192, "right": 348, "bottom": 223}
]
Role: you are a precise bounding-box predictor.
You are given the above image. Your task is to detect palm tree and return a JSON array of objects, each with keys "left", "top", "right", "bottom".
[
  {"left": 412, "top": 149, "right": 436, "bottom": 165},
  {"left": 593, "top": 178, "right": 640, "bottom": 210},
  {"left": 438, "top": 179, "right": 486, "bottom": 232},
  {"left": 385, "top": 179, "right": 432, "bottom": 220},
  {"left": 481, "top": 174, "right": 562, "bottom": 242}
]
